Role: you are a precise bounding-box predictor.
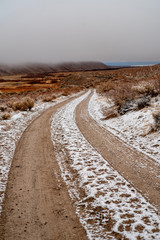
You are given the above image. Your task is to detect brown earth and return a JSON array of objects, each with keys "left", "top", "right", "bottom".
[
  {"left": 76, "top": 91, "right": 160, "bottom": 211},
  {"left": 0, "top": 89, "right": 160, "bottom": 239},
  {"left": 0, "top": 94, "right": 88, "bottom": 240},
  {"left": 0, "top": 61, "right": 109, "bottom": 94},
  {"left": 0, "top": 64, "right": 159, "bottom": 105}
]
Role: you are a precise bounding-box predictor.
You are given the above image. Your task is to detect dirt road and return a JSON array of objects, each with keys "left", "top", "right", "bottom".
[
  {"left": 0, "top": 91, "right": 159, "bottom": 240},
  {"left": 0, "top": 95, "right": 88, "bottom": 240},
  {"left": 76, "top": 92, "right": 160, "bottom": 211}
]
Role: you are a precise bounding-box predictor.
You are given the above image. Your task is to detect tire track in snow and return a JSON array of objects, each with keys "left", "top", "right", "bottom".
[
  {"left": 0, "top": 94, "right": 78, "bottom": 215},
  {"left": 51, "top": 91, "right": 160, "bottom": 240},
  {"left": 0, "top": 102, "right": 57, "bottom": 214}
]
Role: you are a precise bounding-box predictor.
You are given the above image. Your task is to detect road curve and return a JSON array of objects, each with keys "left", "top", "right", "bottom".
[
  {"left": 76, "top": 91, "right": 160, "bottom": 211},
  {"left": 0, "top": 90, "right": 159, "bottom": 240},
  {"left": 0, "top": 93, "right": 88, "bottom": 240}
]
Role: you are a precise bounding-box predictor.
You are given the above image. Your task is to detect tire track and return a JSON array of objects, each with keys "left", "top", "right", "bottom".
[
  {"left": 51, "top": 90, "right": 160, "bottom": 239},
  {"left": 76, "top": 91, "right": 160, "bottom": 211},
  {"left": 0, "top": 93, "right": 88, "bottom": 240}
]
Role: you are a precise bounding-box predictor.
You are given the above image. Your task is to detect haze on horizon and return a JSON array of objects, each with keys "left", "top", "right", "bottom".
[{"left": 0, "top": 0, "right": 160, "bottom": 65}]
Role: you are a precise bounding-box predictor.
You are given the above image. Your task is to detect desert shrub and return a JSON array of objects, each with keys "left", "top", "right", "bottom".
[
  {"left": 152, "top": 111, "right": 160, "bottom": 130},
  {"left": 117, "top": 100, "right": 134, "bottom": 115},
  {"left": 2, "top": 112, "right": 11, "bottom": 120},
  {"left": 135, "top": 96, "right": 151, "bottom": 110},
  {"left": 102, "top": 107, "right": 118, "bottom": 120},
  {"left": 12, "top": 101, "right": 22, "bottom": 111},
  {"left": 62, "top": 89, "right": 70, "bottom": 96},
  {"left": 24, "top": 97, "right": 34, "bottom": 110},
  {"left": 62, "top": 92, "right": 69, "bottom": 96},
  {"left": 0, "top": 105, "right": 7, "bottom": 112},
  {"left": 7, "top": 100, "right": 14, "bottom": 108},
  {"left": 112, "top": 84, "right": 134, "bottom": 106},
  {"left": 12, "top": 97, "right": 34, "bottom": 111},
  {"left": 69, "top": 85, "right": 84, "bottom": 93},
  {"left": 102, "top": 83, "right": 135, "bottom": 115},
  {"left": 155, "top": 79, "right": 160, "bottom": 95},
  {"left": 97, "top": 80, "right": 115, "bottom": 94},
  {"left": 117, "top": 96, "right": 151, "bottom": 115},
  {"left": 112, "top": 88, "right": 134, "bottom": 115},
  {"left": 43, "top": 96, "right": 53, "bottom": 102},
  {"left": 132, "top": 81, "right": 157, "bottom": 97},
  {"left": 42, "top": 94, "right": 57, "bottom": 102},
  {"left": 52, "top": 94, "right": 57, "bottom": 99}
]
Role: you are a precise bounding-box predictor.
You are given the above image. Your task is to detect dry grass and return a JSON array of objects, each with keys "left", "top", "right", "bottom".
[
  {"left": 132, "top": 81, "right": 158, "bottom": 97},
  {"left": 2, "top": 112, "right": 11, "bottom": 120},
  {"left": 96, "top": 80, "right": 115, "bottom": 94},
  {"left": 0, "top": 105, "right": 7, "bottom": 112},
  {"left": 152, "top": 111, "right": 160, "bottom": 130},
  {"left": 62, "top": 88, "right": 70, "bottom": 96},
  {"left": 0, "top": 64, "right": 159, "bottom": 118},
  {"left": 102, "top": 107, "right": 118, "bottom": 120},
  {"left": 136, "top": 97, "right": 151, "bottom": 110},
  {"left": 112, "top": 84, "right": 134, "bottom": 107},
  {"left": 155, "top": 79, "right": 160, "bottom": 94},
  {"left": 140, "top": 110, "right": 160, "bottom": 136},
  {"left": 99, "top": 78, "right": 160, "bottom": 116},
  {"left": 42, "top": 94, "right": 57, "bottom": 102},
  {"left": 24, "top": 97, "right": 34, "bottom": 110},
  {"left": 10, "top": 97, "right": 34, "bottom": 111}
]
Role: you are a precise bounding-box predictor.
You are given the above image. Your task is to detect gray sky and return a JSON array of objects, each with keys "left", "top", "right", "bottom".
[{"left": 0, "top": 0, "right": 160, "bottom": 64}]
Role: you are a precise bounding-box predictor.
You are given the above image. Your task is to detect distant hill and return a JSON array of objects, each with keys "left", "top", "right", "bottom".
[{"left": 0, "top": 62, "right": 111, "bottom": 76}]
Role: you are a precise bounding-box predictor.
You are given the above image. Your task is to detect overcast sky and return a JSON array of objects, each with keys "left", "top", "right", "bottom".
[{"left": 0, "top": 0, "right": 160, "bottom": 64}]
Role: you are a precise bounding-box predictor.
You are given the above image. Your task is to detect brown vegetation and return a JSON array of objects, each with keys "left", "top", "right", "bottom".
[
  {"left": 10, "top": 97, "right": 34, "bottom": 111},
  {"left": 42, "top": 94, "right": 56, "bottom": 102},
  {"left": 132, "top": 80, "right": 159, "bottom": 97},
  {"left": 1, "top": 112, "right": 11, "bottom": 120},
  {"left": 0, "top": 63, "right": 159, "bottom": 121},
  {"left": 96, "top": 80, "right": 115, "bottom": 93},
  {"left": 95, "top": 66, "right": 160, "bottom": 120},
  {"left": 102, "top": 107, "right": 118, "bottom": 120},
  {"left": 152, "top": 111, "right": 160, "bottom": 130}
]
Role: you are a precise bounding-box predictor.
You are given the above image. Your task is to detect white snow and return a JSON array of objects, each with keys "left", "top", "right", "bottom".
[
  {"left": 51, "top": 91, "right": 160, "bottom": 240},
  {"left": 0, "top": 94, "right": 74, "bottom": 214},
  {"left": 89, "top": 90, "right": 160, "bottom": 165}
]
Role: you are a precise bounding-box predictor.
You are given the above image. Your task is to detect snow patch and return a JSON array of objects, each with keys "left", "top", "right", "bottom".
[
  {"left": 0, "top": 95, "right": 75, "bottom": 214},
  {"left": 51, "top": 91, "right": 160, "bottom": 240},
  {"left": 89, "top": 90, "right": 160, "bottom": 164}
]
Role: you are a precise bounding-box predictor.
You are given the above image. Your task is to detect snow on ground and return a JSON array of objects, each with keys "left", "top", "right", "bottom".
[
  {"left": 51, "top": 91, "right": 160, "bottom": 240},
  {"left": 0, "top": 94, "right": 72, "bottom": 214},
  {"left": 89, "top": 90, "right": 160, "bottom": 165}
]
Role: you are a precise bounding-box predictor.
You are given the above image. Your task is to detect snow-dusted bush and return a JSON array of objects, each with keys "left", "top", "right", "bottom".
[
  {"left": 1, "top": 112, "right": 11, "bottom": 120},
  {"left": 11, "top": 97, "right": 34, "bottom": 111},
  {"left": 42, "top": 94, "right": 57, "bottom": 102},
  {"left": 96, "top": 80, "right": 115, "bottom": 93},
  {"left": 102, "top": 106, "right": 118, "bottom": 120},
  {"left": 136, "top": 96, "right": 151, "bottom": 110},
  {"left": 132, "top": 81, "right": 158, "bottom": 97},
  {"left": 152, "top": 111, "right": 160, "bottom": 130},
  {"left": 0, "top": 105, "right": 7, "bottom": 112}
]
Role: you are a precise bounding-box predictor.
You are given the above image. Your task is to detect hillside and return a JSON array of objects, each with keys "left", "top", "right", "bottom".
[{"left": 0, "top": 62, "right": 110, "bottom": 76}]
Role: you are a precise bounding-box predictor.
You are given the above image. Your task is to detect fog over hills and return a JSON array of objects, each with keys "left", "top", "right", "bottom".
[{"left": 0, "top": 62, "right": 110, "bottom": 76}]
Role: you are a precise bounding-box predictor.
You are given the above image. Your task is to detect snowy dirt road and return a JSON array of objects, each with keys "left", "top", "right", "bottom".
[
  {"left": 0, "top": 91, "right": 159, "bottom": 240},
  {"left": 0, "top": 94, "right": 88, "bottom": 240}
]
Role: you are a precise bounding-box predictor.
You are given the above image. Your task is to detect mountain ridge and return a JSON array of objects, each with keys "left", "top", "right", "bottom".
[{"left": 0, "top": 62, "right": 110, "bottom": 76}]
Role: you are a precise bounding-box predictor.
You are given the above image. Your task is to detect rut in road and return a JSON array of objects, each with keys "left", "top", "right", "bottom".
[
  {"left": 76, "top": 91, "right": 160, "bottom": 211},
  {"left": 0, "top": 94, "right": 88, "bottom": 240},
  {"left": 0, "top": 90, "right": 159, "bottom": 240},
  {"left": 51, "top": 91, "right": 160, "bottom": 240}
]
